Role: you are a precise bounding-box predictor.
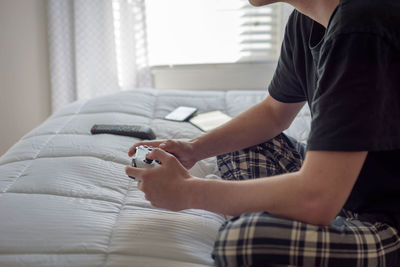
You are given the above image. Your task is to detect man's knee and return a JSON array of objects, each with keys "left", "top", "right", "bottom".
[{"left": 212, "top": 212, "right": 294, "bottom": 267}]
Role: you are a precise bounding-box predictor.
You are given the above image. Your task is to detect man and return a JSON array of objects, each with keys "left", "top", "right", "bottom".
[{"left": 126, "top": 0, "right": 400, "bottom": 265}]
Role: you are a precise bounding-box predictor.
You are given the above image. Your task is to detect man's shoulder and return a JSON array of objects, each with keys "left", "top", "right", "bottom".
[
  {"left": 327, "top": 0, "right": 400, "bottom": 47},
  {"left": 284, "top": 10, "right": 314, "bottom": 45},
  {"left": 287, "top": 9, "right": 312, "bottom": 31}
]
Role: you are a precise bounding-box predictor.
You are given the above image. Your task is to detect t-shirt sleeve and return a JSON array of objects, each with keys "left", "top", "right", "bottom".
[
  {"left": 307, "top": 33, "right": 400, "bottom": 151},
  {"left": 268, "top": 12, "right": 307, "bottom": 103}
]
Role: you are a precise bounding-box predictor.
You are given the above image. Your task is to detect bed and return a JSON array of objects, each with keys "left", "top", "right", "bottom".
[{"left": 0, "top": 89, "right": 310, "bottom": 266}]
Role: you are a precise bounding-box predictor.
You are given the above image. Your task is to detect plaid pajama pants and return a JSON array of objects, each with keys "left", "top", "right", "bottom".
[{"left": 212, "top": 133, "right": 400, "bottom": 267}]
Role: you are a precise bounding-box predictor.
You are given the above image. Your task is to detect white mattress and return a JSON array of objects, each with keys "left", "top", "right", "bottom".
[{"left": 0, "top": 89, "right": 310, "bottom": 266}]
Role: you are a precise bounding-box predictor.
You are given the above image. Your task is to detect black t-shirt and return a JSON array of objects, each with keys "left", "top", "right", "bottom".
[{"left": 269, "top": 0, "right": 400, "bottom": 227}]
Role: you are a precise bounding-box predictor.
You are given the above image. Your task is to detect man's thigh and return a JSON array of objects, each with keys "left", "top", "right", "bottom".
[
  {"left": 217, "top": 133, "right": 305, "bottom": 180},
  {"left": 212, "top": 212, "right": 400, "bottom": 267}
]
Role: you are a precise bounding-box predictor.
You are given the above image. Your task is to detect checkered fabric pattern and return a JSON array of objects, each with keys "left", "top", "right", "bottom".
[
  {"left": 213, "top": 134, "right": 400, "bottom": 266},
  {"left": 213, "top": 211, "right": 400, "bottom": 267},
  {"left": 217, "top": 133, "right": 305, "bottom": 180}
]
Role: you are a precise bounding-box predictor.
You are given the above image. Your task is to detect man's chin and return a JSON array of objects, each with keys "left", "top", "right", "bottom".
[{"left": 248, "top": 0, "right": 275, "bottom": 7}]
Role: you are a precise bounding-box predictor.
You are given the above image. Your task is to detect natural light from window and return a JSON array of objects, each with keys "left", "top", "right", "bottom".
[{"left": 146, "top": 0, "right": 281, "bottom": 66}]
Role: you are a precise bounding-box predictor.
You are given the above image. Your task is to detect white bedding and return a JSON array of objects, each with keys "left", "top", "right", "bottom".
[{"left": 0, "top": 89, "right": 310, "bottom": 266}]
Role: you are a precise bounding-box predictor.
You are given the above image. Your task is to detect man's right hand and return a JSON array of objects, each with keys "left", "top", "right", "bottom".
[{"left": 128, "top": 139, "right": 198, "bottom": 170}]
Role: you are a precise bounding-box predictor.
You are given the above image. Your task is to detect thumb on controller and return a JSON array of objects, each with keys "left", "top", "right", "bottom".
[{"left": 147, "top": 148, "right": 177, "bottom": 166}]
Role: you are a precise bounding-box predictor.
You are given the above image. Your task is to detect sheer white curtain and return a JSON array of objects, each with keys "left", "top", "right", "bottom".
[{"left": 47, "top": 0, "right": 152, "bottom": 112}]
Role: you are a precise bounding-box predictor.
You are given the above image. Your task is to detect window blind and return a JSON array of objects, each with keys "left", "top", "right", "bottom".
[
  {"left": 238, "top": 1, "right": 282, "bottom": 62},
  {"left": 145, "top": 0, "right": 283, "bottom": 66}
]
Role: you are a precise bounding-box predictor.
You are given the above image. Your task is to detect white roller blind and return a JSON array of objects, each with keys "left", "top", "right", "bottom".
[
  {"left": 239, "top": 2, "right": 282, "bottom": 61},
  {"left": 145, "top": 0, "right": 283, "bottom": 66}
]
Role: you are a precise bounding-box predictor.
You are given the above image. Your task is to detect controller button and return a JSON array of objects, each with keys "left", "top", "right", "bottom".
[{"left": 144, "top": 158, "right": 153, "bottom": 164}]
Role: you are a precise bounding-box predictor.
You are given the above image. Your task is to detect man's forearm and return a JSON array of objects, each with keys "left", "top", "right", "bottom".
[
  {"left": 190, "top": 97, "right": 301, "bottom": 160},
  {"left": 185, "top": 150, "right": 367, "bottom": 226},
  {"left": 186, "top": 172, "right": 335, "bottom": 226},
  {"left": 187, "top": 172, "right": 315, "bottom": 220}
]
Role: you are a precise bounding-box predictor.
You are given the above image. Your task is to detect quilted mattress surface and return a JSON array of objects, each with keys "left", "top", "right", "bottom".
[{"left": 0, "top": 89, "right": 310, "bottom": 266}]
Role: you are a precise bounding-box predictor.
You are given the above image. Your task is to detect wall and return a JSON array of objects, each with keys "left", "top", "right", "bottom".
[
  {"left": 0, "top": 0, "right": 51, "bottom": 156},
  {"left": 152, "top": 62, "right": 277, "bottom": 91}
]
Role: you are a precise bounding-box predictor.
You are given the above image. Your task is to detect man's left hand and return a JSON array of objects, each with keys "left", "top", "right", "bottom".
[{"left": 125, "top": 148, "right": 195, "bottom": 211}]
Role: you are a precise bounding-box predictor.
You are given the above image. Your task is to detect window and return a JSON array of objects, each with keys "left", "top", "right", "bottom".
[
  {"left": 145, "top": 0, "right": 284, "bottom": 66},
  {"left": 112, "top": 0, "right": 292, "bottom": 90}
]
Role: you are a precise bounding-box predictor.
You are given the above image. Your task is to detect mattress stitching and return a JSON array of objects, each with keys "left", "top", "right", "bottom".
[
  {"left": 0, "top": 101, "right": 87, "bottom": 196},
  {"left": 223, "top": 91, "right": 228, "bottom": 115},
  {"left": 3, "top": 191, "right": 124, "bottom": 206},
  {"left": 102, "top": 178, "right": 133, "bottom": 267},
  {"left": 149, "top": 91, "right": 158, "bottom": 131},
  {"left": 1, "top": 154, "right": 129, "bottom": 169},
  {"left": 42, "top": 110, "right": 156, "bottom": 120},
  {"left": 0, "top": 252, "right": 214, "bottom": 266}
]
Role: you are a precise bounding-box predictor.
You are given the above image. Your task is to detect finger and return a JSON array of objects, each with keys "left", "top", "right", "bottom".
[
  {"left": 128, "top": 142, "right": 150, "bottom": 157},
  {"left": 137, "top": 180, "right": 143, "bottom": 190},
  {"left": 146, "top": 148, "right": 176, "bottom": 165},
  {"left": 128, "top": 141, "right": 164, "bottom": 157},
  {"left": 128, "top": 143, "right": 142, "bottom": 157},
  {"left": 125, "top": 165, "right": 148, "bottom": 180},
  {"left": 158, "top": 140, "right": 177, "bottom": 153}
]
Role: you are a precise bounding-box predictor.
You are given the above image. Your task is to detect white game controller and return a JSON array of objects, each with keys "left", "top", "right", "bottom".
[
  {"left": 129, "top": 145, "right": 161, "bottom": 181},
  {"left": 131, "top": 145, "right": 161, "bottom": 169}
]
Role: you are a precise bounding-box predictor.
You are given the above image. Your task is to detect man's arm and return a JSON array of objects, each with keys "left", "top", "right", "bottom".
[
  {"left": 188, "top": 150, "right": 367, "bottom": 226},
  {"left": 128, "top": 96, "right": 304, "bottom": 169},
  {"left": 191, "top": 96, "right": 305, "bottom": 160},
  {"left": 127, "top": 147, "right": 367, "bottom": 226}
]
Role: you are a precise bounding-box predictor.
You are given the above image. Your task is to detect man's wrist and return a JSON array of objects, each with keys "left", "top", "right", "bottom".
[
  {"left": 189, "top": 134, "right": 210, "bottom": 161},
  {"left": 184, "top": 177, "right": 207, "bottom": 210}
]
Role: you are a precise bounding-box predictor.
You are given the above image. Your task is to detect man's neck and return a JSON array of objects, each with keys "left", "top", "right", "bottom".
[{"left": 286, "top": 0, "right": 340, "bottom": 28}]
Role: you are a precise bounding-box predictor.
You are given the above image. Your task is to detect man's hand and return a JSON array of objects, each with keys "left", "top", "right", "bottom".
[
  {"left": 128, "top": 140, "right": 198, "bottom": 169},
  {"left": 125, "top": 148, "right": 197, "bottom": 211}
]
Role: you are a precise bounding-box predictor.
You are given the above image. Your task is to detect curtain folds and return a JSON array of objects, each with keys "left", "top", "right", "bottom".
[{"left": 47, "top": 0, "right": 152, "bottom": 112}]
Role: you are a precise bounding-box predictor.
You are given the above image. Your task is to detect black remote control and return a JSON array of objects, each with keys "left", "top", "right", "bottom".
[{"left": 91, "top": 124, "right": 156, "bottom": 140}]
